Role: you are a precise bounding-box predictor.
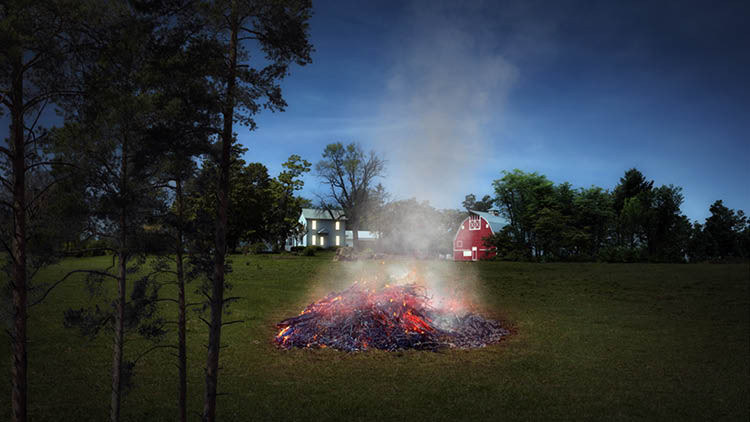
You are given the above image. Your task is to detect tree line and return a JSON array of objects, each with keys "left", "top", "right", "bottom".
[
  {"left": 475, "top": 168, "right": 749, "bottom": 263},
  {"left": 304, "top": 145, "right": 748, "bottom": 264},
  {"left": 1, "top": 1, "right": 313, "bottom": 422}
]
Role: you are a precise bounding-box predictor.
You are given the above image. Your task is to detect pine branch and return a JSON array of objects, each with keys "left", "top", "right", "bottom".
[
  {"left": 132, "top": 344, "right": 177, "bottom": 365},
  {"left": 222, "top": 296, "right": 242, "bottom": 304},
  {"left": 29, "top": 269, "right": 118, "bottom": 307}
]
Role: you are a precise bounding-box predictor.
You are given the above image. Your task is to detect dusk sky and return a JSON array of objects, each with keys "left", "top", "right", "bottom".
[
  {"left": 1, "top": 0, "right": 747, "bottom": 223},
  {"left": 243, "top": 0, "right": 749, "bottom": 223}
]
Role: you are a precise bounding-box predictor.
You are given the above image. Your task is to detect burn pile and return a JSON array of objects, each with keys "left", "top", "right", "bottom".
[{"left": 275, "top": 282, "right": 509, "bottom": 351}]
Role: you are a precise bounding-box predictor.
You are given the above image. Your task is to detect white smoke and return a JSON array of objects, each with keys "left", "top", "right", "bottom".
[
  {"left": 300, "top": 4, "right": 518, "bottom": 314},
  {"left": 376, "top": 2, "right": 518, "bottom": 208},
  {"left": 306, "top": 258, "right": 484, "bottom": 315}
]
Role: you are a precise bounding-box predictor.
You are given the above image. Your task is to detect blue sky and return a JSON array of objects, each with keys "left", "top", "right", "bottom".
[
  {"left": 2, "top": 1, "right": 747, "bottom": 223},
  {"left": 243, "top": 0, "right": 749, "bottom": 223}
]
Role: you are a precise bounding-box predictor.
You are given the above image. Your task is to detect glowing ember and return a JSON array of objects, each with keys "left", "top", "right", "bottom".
[{"left": 275, "top": 282, "right": 509, "bottom": 351}]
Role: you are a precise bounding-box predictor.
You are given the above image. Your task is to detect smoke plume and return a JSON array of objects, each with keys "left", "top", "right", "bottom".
[{"left": 376, "top": 2, "right": 518, "bottom": 208}]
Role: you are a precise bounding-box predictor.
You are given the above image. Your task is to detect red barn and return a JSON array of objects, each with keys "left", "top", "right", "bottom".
[{"left": 453, "top": 210, "right": 505, "bottom": 261}]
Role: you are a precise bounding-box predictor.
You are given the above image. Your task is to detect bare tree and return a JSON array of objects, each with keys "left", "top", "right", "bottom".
[{"left": 315, "top": 142, "right": 385, "bottom": 249}]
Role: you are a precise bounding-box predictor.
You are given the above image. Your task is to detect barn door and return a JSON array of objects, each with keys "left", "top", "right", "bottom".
[{"left": 471, "top": 246, "right": 477, "bottom": 261}]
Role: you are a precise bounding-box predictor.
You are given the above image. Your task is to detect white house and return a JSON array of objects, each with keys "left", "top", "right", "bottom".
[{"left": 287, "top": 208, "right": 378, "bottom": 249}]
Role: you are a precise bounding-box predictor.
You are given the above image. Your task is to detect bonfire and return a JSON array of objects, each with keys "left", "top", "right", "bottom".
[{"left": 275, "top": 279, "right": 509, "bottom": 352}]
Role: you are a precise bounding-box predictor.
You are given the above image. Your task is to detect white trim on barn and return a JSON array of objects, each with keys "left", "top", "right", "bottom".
[
  {"left": 468, "top": 214, "right": 482, "bottom": 230},
  {"left": 452, "top": 210, "right": 506, "bottom": 261}
]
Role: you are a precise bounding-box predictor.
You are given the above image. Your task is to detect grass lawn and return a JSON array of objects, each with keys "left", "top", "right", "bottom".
[{"left": 2, "top": 253, "right": 748, "bottom": 421}]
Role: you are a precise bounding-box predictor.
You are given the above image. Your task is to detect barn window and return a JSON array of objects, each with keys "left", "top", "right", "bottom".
[
  {"left": 335, "top": 221, "right": 340, "bottom": 230},
  {"left": 463, "top": 250, "right": 472, "bottom": 257},
  {"left": 469, "top": 214, "right": 481, "bottom": 231},
  {"left": 311, "top": 220, "right": 317, "bottom": 230},
  {"left": 456, "top": 240, "right": 463, "bottom": 248}
]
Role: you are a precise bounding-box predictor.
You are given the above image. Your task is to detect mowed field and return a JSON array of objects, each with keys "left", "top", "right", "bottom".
[{"left": 2, "top": 253, "right": 748, "bottom": 421}]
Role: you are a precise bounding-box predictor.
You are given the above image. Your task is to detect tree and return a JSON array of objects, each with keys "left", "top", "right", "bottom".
[
  {"left": 613, "top": 168, "right": 653, "bottom": 247},
  {"left": 534, "top": 205, "right": 568, "bottom": 260},
  {"left": 266, "top": 155, "right": 311, "bottom": 251},
  {"left": 492, "top": 169, "right": 555, "bottom": 260},
  {"left": 188, "top": 152, "right": 284, "bottom": 252},
  {"left": 53, "top": 3, "right": 187, "bottom": 419},
  {"left": 687, "top": 221, "right": 710, "bottom": 262},
  {"left": 619, "top": 194, "right": 648, "bottom": 248},
  {"left": 703, "top": 200, "right": 746, "bottom": 259},
  {"left": 186, "top": 153, "right": 313, "bottom": 254},
  {"left": 0, "top": 1, "right": 96, "bottom": 419},
  {"left": 144, "top": 37, "right": 219, "bottom": 421},
  {"left": 645, "top": 185, "right": 689, "bottom": 261},
  {"left": 484, "top": 225, "right": 525, "bottom": 261},
  {"left": 613, "top": 168, "right": 654, "bottom": 215},
  {"left": 614, "top": 178, "right": 691, "bottom": 262},
  {"left": 225, "top": 158, "right": 273, "bottom": 251},
  {"left": 315, "top": 142, "right": 385, "bottom": 249},
  {"left": 739, "top": 219, "right": 750, "bottom": 259},
  {"left": 571, "top": 186, "right": 614, "bottom": 259},
  {"left": 195, "top": 2, "right": 312, "bottom": 420},
  {"left": 160, "top": 156, "right": 198, "bottom": 422},
  {"left": 462, "top": 193, "right": 493, "bottom": 212}
]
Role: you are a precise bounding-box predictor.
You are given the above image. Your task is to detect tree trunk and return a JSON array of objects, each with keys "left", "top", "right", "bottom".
[
  {"left": 110, "top": 138, "right": 128, "bottom": 422},
  {"left": 352, "top": 223, "right": 359, "bottom": 249},
  {"left": 10, "top": 53, "right": 28, "bottom": 422},
  {"left": 203, "top": 6, "right": 237, "bottom": 421},
  {"left": 110, "top": 249, "right": 126, "bottom": 422},
  {"left": 176, "top": 178, "right": 187, "bottom": 422}
]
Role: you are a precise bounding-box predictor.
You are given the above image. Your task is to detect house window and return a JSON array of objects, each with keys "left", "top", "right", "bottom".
[
  {"left": 311, "top": 220, "right": 316, "bottom": 230},
  {"left": 320, "top": 236, "right": 325, "bottom": 247},
  {"left": 336, "top": 235, "right": 340, "bottom": 246},
  {"left": 469, "top": 215, "right": 481, "bottom": 231},
  {"left": 456, "top": 240, "right": 463, "bottom": 248},
  {"left": 311, "top": 235, "right": 316, "bottom": 246},
  {"left": 335, "top": 221, "right": 340, "bottom": 230}
]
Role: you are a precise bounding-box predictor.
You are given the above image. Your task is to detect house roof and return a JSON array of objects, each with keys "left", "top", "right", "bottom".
[
  {"left": 301, "top": 208, "right": 346, "bottom": 220},
  {"left": 470, "top": 210, "right": 506, "bottom": 233}
]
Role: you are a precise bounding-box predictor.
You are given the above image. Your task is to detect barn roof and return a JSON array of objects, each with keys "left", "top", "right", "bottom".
[
  {"left": 301, "top": 208, "right": 346, "bottom": 220},
  {"left": 470, "top": 210, "right": 506, "bottom": 233}
]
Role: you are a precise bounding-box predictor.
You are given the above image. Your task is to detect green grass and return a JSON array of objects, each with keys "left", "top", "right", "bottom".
[{"left": 2, "top": 254, "right": 748, "bottom": 421}]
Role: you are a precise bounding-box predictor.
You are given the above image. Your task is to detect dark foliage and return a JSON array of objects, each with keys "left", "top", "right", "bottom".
[{"left": 484, "top": 168, "right": 747, "bottom": 263}]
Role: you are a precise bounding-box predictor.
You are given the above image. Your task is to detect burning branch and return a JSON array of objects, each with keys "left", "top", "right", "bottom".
[{"left": 275, "top": 282, "right": 508, "bottom": 352}]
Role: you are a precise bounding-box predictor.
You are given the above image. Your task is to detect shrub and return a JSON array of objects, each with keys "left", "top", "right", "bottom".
[
  {"left": 240, "top": 242, "right": 270, "bottom": 255},
  {"left": 598, "top": 245, "right": 647, "bottom": 263},
  {"left": 302, "top": 246, "right": 316, "bottom": 256},
  {"left": 250, "top": 242, "right": 267, "bottom": 254}
]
